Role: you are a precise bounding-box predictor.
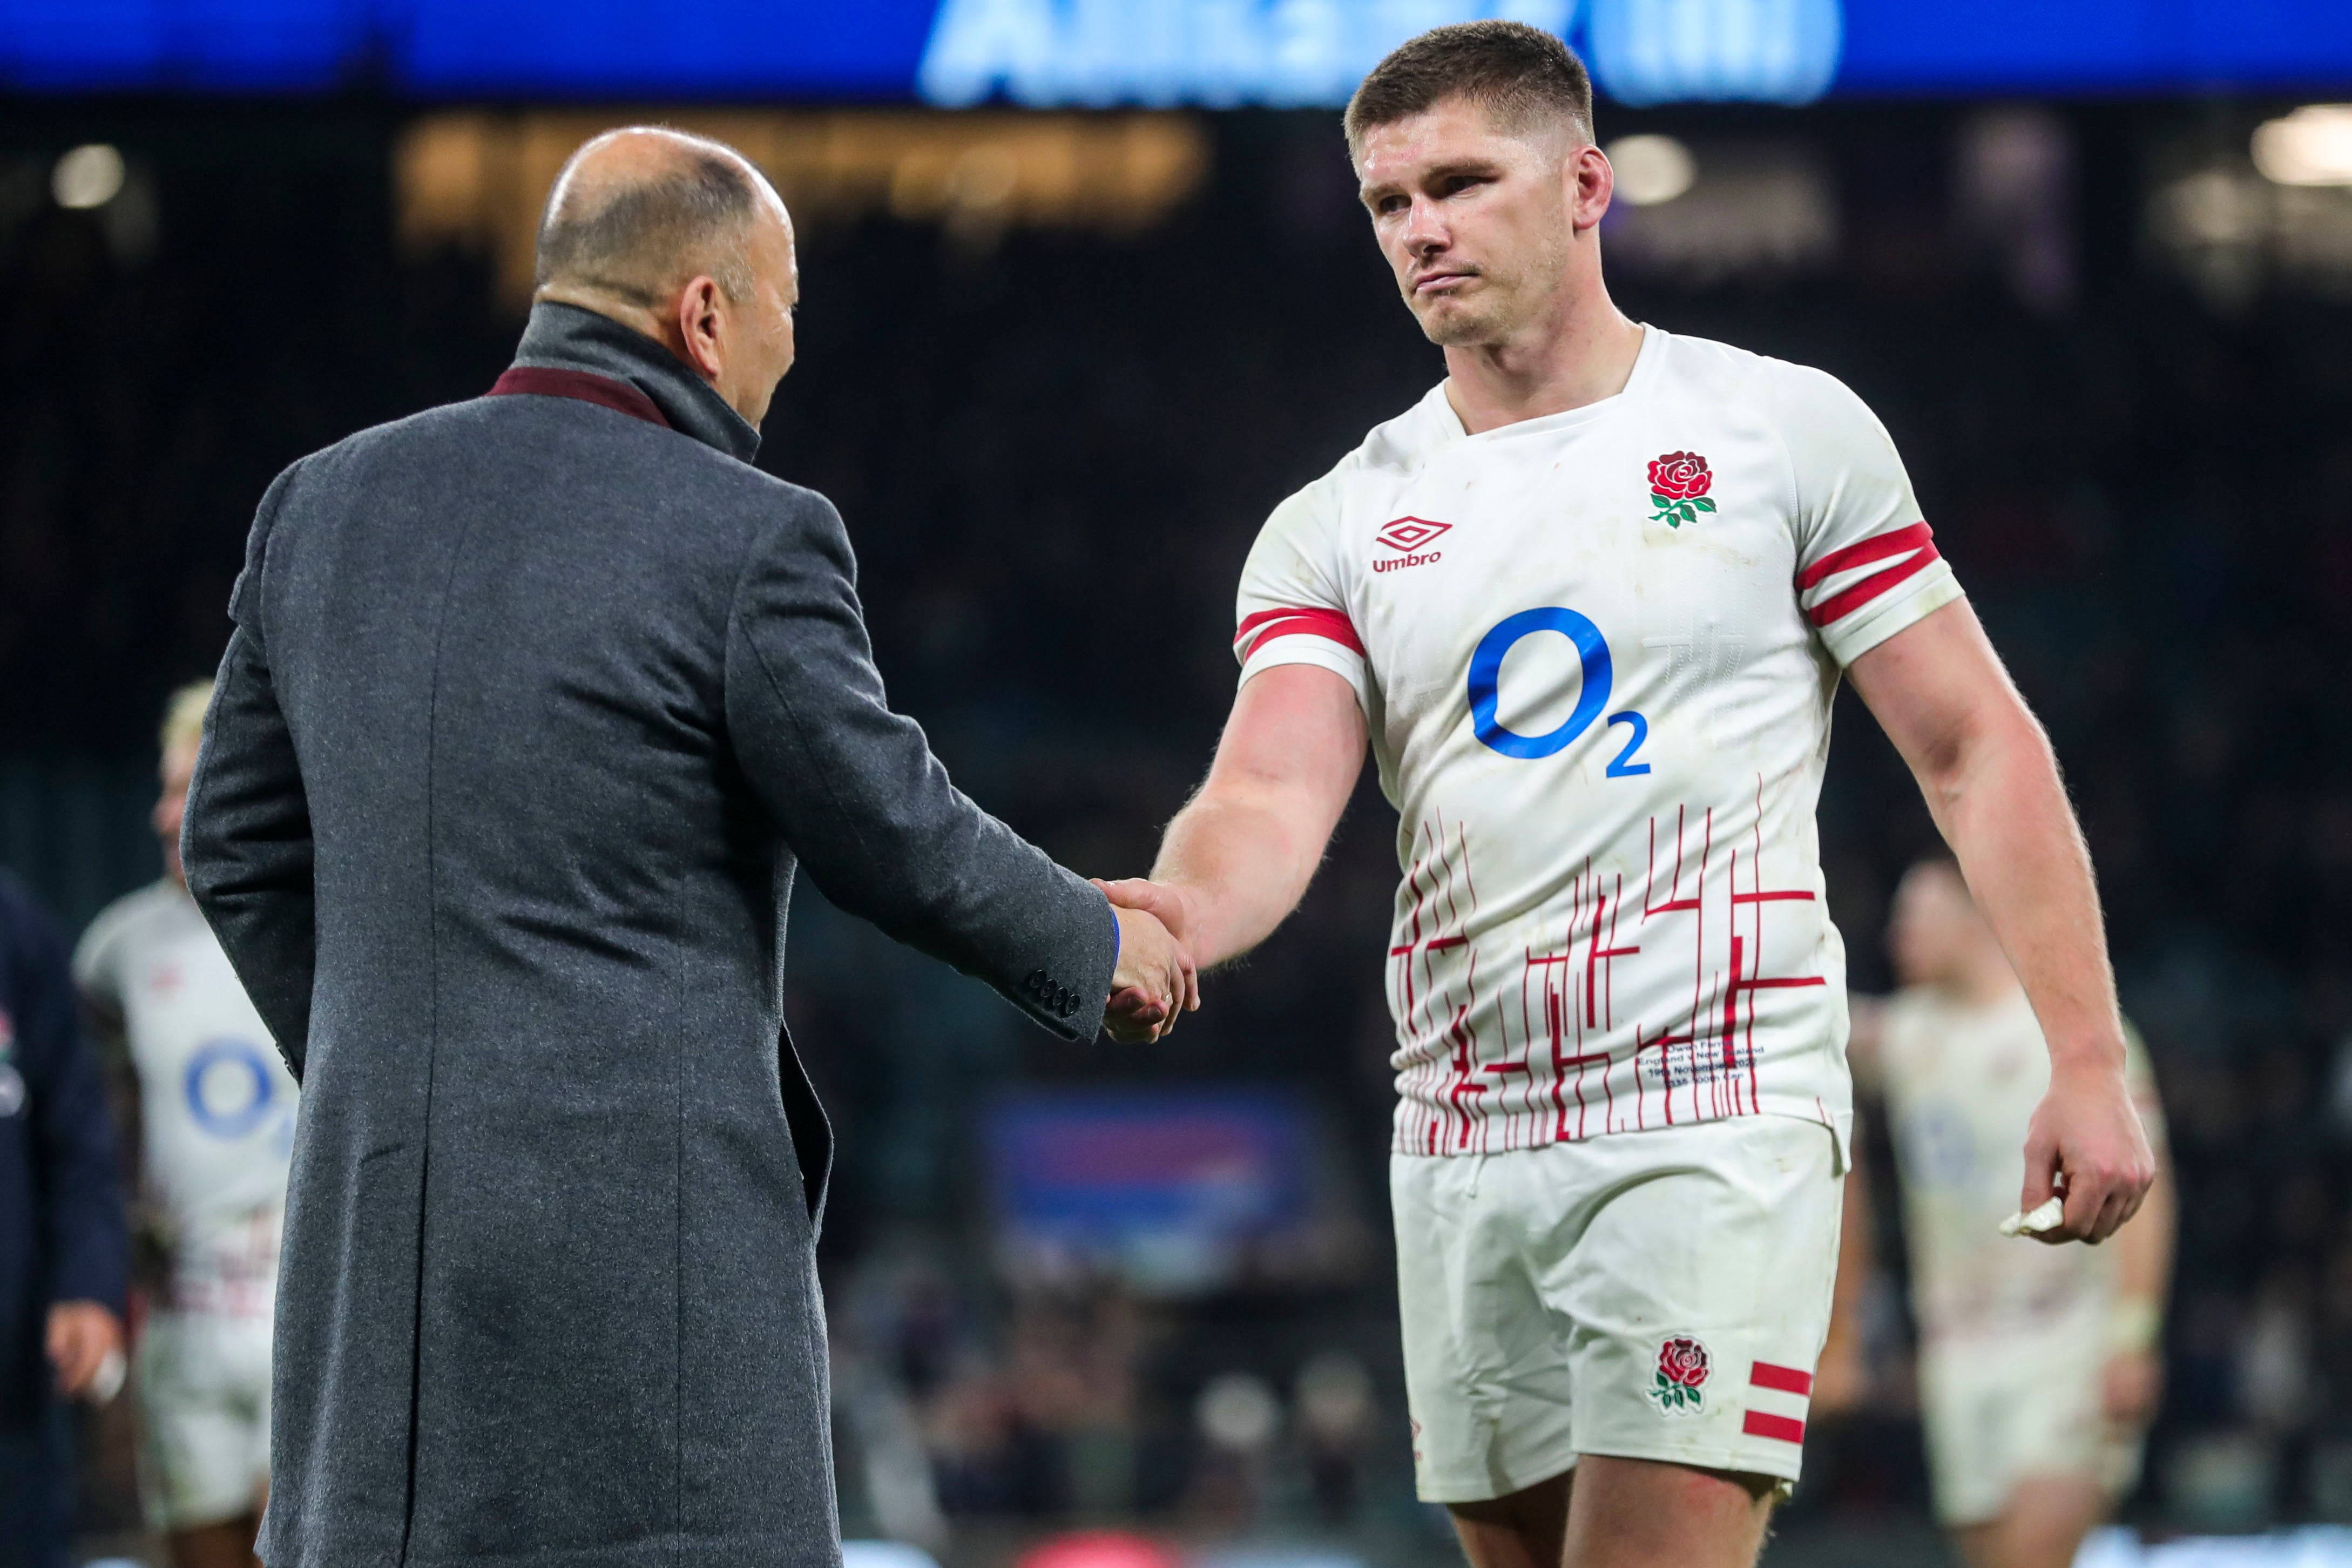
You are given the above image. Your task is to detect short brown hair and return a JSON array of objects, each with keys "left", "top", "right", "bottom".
[{"left": 1344, "top": 21, "right": 1594, "bottom": 153}]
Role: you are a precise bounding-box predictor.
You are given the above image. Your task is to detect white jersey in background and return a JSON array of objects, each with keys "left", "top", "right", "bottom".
[
  {"left": 76, "top": 880, "right": 297, "bottom": 1319},
  {"left": 1876, "top": 989, "right": 2159, "bottom": 1344},
  {"left": 1874, "top": 988, "right": 2162, "bottom": 1522},
  {"left": 1235, "top": 325, "right": 1963, "bottom": 1156}
]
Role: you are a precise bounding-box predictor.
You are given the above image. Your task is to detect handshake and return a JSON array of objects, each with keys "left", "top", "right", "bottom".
[{"left": 1096, "top": 877, "right": 1201, "bottom": 1044}]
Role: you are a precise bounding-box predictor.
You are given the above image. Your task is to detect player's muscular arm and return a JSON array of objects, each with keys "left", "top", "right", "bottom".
[
  {"left": 1847, "top": 598, "right": 2155, "bottom": 1246},
  {"left": 1101, "top": 665, "right": 1369, "bottom": 971}
]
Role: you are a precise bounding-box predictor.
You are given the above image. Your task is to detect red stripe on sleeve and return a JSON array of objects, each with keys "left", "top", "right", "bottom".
[
  {"left": 1235, "top": 606, "right": 1365, "bottom": 658},
  {"left": 1742, "top": 1410, "right": 1807, "bottom": 1444},
  {"left": 1749, "top": 1362, "right": 1814, "bottom": 1396},
  {"left": 1806, "top": 544, "right": 1941, "bottom": 628},
  {"left": 1796, "top": 521, "right": 1935, "bottom": 591}
]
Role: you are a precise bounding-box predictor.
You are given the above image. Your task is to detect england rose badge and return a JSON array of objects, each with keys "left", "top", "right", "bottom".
[
  {"left": 1651, "top": 1334, "right": 1711, "bottom": 1414},
  {"left": 1647, "top": 451, "right": 1716, "bottom": 529}
]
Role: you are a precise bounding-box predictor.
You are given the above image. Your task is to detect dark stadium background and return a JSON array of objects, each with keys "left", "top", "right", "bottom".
[{"left": 3, "top": 87, "right": 2350, "bottom": 1565}]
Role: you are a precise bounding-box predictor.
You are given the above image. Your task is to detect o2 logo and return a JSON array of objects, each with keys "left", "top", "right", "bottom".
[
  {"left": 1468, "top": 608, "right": 1651, "bottom": 775},
  {"left": 184, "top": 1038, "right": 280, "bottom": 1140}
]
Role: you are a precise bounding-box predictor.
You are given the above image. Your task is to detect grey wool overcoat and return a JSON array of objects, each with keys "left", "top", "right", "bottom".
[{"left": 181, "top": 303, "right": 1120, "bottom": 1568}]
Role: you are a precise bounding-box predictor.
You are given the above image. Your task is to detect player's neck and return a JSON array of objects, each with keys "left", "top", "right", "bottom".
[{"left": 1441, "top": 292, "right": 1644, "bottom": 436}]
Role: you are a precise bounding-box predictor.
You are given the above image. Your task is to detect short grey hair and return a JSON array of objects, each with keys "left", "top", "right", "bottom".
[{"left": 534, "top": 129, "right": 761, "bottom": 306}]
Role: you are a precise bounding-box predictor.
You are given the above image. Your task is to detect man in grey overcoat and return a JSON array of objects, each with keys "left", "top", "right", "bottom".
[{"left": 180, "top": 129, "right": 1195, "bottom": 1568}]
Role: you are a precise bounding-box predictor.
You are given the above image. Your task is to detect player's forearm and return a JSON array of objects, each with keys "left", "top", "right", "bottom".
[
  {"left": 1151, "top": 783, "right": 1328, "bottom": 969},
  {"left": 1924, "top": 705, "right": 2126, "bottom": 1077}
]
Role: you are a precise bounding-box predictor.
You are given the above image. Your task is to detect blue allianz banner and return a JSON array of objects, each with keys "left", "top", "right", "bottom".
[{"left": 3, "top": 0, "right": 2350, "bottom": 100}]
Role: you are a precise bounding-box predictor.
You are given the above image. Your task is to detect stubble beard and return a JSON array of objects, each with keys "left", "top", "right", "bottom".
[{"left": 1412, "top": 279, "right": 1520, "bottom": 348}]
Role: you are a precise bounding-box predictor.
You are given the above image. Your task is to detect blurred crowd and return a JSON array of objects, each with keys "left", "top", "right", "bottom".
[{"left": 1, "top": 99, "right": 2350, "bottom": 1552}]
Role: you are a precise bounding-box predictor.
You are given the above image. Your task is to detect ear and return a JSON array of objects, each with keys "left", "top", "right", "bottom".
[
  {"left": 674, "top": 275, "right": 727, "bottom": 382},
  {"left": 1571, "top": 142, "right": 1614, "bottom": 232}
]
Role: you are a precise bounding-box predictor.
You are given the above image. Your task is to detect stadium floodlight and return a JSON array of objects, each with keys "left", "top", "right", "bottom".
[
  {"left": 1607, "top": 134, "right": 1697, "bottom": 205},
  {"left": 2252, "top": 105, "right": 2352, "bottom": 187},
  {"left": 52, "top": 144, "right": 124, "bottom": 210}
]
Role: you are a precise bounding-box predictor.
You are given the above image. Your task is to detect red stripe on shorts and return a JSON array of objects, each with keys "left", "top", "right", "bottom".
[
  {"left": 1749, "top": 1362, "right": 1814, "bottom": 1396},
  {"left": 1742, "top": 1410, "right": 1806, "bottom": 1444}
]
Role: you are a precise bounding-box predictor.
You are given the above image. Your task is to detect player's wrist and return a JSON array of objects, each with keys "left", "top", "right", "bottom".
[{"left": 2044, "top": 1031, "right": 2130, "bottom": 1082}]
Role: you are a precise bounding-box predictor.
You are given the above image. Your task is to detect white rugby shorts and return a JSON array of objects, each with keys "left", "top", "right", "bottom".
[
  {"left": 135, "top": 1309, "right": 273, "bottom": 1532},
  {"left": 1918, "top": 1314, "right": 2145, "bottom": 1526},
  {"left": 1391, "top": 1115, "right": 1844, "bottom": 1502}
]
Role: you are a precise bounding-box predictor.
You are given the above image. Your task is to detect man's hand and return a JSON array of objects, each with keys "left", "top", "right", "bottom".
[
  {"left": 2019, "top": 1060, "right": 2156, "bottom": 1245},
  {"left": 1105, "top": 903, "right": 1198, "bottom": 1044},
  {"left": 46, "top": 1300, "right": 123, "bottom": 1398}
]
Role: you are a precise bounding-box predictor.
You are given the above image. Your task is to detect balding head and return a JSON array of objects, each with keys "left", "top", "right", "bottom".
[
  {"left": 535, "top": 127, "right": 774, "bottom": 306},
  {"left": 532, "top": 127, "right": 802, "bottom": 426}
]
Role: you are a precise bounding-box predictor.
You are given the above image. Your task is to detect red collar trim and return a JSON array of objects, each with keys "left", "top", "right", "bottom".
[{"left": 489, "top": 367, "right": 671, "bottom": 430}]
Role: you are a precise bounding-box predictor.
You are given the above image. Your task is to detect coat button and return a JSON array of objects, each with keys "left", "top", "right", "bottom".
[{"left": 1025, "top": 969, "right": 1047, "bottom": 995}]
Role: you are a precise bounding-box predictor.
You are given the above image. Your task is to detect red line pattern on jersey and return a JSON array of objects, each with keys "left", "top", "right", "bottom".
[
  {"left": 1750, "top": 1362, "right": 1814, "bottom": 1396},
  {"left": 1234, "top": 606, "right": 1364, "bottom": 658},
  {"left": 1390, "top": 775, "right": 1833, "bottom": 1154},
  {"left": 1797, "top": 522, "right": 1940, "bottom": 628},
  {"left": 1393, "top": 815, "right": 1486, "bottom": 1153}
]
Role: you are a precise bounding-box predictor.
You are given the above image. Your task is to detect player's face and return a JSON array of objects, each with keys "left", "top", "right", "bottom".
[
  {"left": 1888, "top": 864, "right": 1976, "bottom": 988},
  {"left": 1355, "top": 98, "right": 1585, "bottom": 348},
  {"left": 155, "top": 739, "right": 198, "bottom": 886}
]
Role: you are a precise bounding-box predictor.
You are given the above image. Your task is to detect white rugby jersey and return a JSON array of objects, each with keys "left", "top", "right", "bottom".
[
  {"left": 1235, "top": 326, "right": 1964, "bottom": 1156},
  {"left": 1875, "top": 989, "right": 2158, "bottom": 1341},
  {"left": 76, "top": 880, "right": 296, "bottom": 1317}
]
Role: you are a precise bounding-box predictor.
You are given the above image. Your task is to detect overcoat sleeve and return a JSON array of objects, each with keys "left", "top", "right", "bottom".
[
  {"left": 724, "top": 490, "right": 1119, "bottom": 1042},
  {"left": 183, "top": 466, "right": 318, "bottom": 1080},
  {"left": 2, "top": 883, "right": 127, "bottom": 1314}
]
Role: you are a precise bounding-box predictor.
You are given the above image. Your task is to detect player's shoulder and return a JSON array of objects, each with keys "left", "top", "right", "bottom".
[
  {"left": 1258, "top": 384, "right": 1457, "bottom": 543},
  {"left": 1338, "top": 382, "right": 1459, "bottom": 481},
  {"left": 73, "top": 880, "right": 183, "bottom": 988},
  {"left": 1645, "top": 328, "right": 1876, "bottom": 428}
]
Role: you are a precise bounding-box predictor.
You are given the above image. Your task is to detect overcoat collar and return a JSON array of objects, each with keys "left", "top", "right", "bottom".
[{"left": 502, "top": 301, "right": 763, "bottom": 465}]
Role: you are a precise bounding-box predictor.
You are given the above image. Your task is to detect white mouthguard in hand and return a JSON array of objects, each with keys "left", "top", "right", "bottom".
[{"left": 1999, "top": 1196, "right": 2066, "bottom": 1238}]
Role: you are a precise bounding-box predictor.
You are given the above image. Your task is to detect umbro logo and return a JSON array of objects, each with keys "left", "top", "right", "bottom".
[
  {"left": 1377, "top": 517, "right": 1451, "bottom": 552},
  {"left": 1375, "top": 516, "right": 1449, "bottom": 574}
]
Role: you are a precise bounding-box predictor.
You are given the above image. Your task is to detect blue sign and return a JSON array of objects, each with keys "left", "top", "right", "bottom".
[
  {"left": 0, "top": 0, "right": 2348, "bottom": 98},
  {"left": 985, "top": 1088, "right": 1309, "bottom": 1291}
]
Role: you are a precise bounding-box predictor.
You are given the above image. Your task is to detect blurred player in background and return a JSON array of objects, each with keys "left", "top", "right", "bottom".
[
  {"left": 1820, "top": 856, "right": 2174, "bottom": 1568},
  {"left": 77, "top": 682, "right": 297, "bottom": 1568}
]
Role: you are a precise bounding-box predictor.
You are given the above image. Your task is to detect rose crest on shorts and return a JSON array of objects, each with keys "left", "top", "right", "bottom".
[
  {"left": 1647, "top": 451, "right": 1716, "bottom": 529},
  {"left": 1650, "top": 1334, "right": 1712, "bottom": 1414}
]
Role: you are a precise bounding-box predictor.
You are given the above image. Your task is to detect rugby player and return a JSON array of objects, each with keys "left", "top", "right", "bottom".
[
  {"left": 78, "top": 682, "right": 297, "bottom": 1568},
  {"left": 1098, "top": 22, "right": 2155, "bottom": 1568},
  {"left": 1825, "top": 858, "right": 2173, "bottom": 1568}
]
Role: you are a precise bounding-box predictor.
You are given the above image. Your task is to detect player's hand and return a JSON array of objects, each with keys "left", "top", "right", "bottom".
[
  {"left": 1105, "top": 903, "right": 1198, "bottom": 1043},
  {"left": 2101, "top": 1348, "right": 2162, "bottom": 1425},
  {"left": 46, "top": 1300, "right": 123, "bottom": 1398},
  {"left": 1095, "top": 877, "right": 1201, "bottom": 948},
  {"left": 1097, "top": 878, "right": 1206, "bottom": 1028},
  {"left": 2019, "top": 1056, "right": 2156, "bottom": 1245}
]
